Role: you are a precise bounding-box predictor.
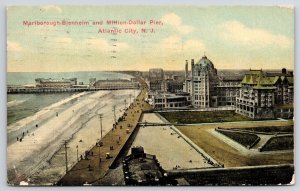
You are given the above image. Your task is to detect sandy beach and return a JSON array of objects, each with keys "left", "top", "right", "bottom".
[{"left": 7, "top": 89, "right": 140, "bottom": 185}]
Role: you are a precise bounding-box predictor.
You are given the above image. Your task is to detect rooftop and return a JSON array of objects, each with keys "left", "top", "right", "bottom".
[
  {"left": 240, "top": 69, "right": 293, "bottom": 88},
  {"left": 195, "top": 56, "right": 215, "bottom": 71}
]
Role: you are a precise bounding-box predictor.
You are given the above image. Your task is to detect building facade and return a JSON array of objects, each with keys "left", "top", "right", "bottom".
[
  {"left": 149, "top": 68, "right": 166, "bottom": 92},
  {"left": 184, "top": 56, "right": 218, "bottom": 108},
  {"left": 216, "top": 75, "right": 243, "bottom": 107},
  {"left": 183, "top": 55, "right": 294, "bottom": 119},
  {"left": 235, "top": 69, "right": 293, "bottom": 119},
  {"left": 151, "top": 92, "right": 191, "bottom": 110},
  {"left": 35, "top": 78, "right": 77, "bottom": 88},
  {"left": 94, "top": 79, "right": 139, "bottom": 89}
]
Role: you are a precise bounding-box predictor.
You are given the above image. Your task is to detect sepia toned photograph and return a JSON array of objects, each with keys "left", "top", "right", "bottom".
[{"left": 6, "top": 5, "right": 294, "bottom": 186}]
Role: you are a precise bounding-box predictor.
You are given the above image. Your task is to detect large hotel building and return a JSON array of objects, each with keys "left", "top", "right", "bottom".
[{"left": 183, "top": 55, "right": 294, "bottom": 119}]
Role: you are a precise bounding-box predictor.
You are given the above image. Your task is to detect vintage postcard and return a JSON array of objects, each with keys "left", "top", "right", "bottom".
[{"left": 7, "top": 5, "right": 294, "bottom": 186}]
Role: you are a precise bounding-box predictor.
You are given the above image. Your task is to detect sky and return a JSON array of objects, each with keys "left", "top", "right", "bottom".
[{"left": 7, "top": 5, "right": 294, "bottom": 72}]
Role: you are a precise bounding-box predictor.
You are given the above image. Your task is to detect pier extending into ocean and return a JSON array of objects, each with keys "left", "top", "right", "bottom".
[{"left": 7, "top": 86, "right": 139, "bottom": 94}]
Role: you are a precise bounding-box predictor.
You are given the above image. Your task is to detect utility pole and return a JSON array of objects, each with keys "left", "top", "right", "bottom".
[
  {"left": 76, "top": 145, "right": 79, "bottom": 162},
  {"left": 124, "top": 99, "right": 127, "bottom": 110},
  {"left": 98, "top": 113, "right": 103, "bottom": 168},
  {"left": 112, "top": 105, "right": 116, "bottom": 124},
  {"left": 134, "top": 91, "right": 135, "bottom": 100},
  {"left": 63, "top": 140, "right": 69, "bottom": 173},
  {"left": 98, "top": 114, "right": 103, "bottom": 139}
]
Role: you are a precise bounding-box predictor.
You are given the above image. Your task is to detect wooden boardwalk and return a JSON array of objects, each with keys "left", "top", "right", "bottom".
[{"left": 57, "top": 79, "right": 151, "bottom": 186}]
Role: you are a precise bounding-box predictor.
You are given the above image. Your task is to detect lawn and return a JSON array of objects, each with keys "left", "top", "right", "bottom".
[
  {"left": 261, "top": 136, "right": 294, "bottom": 152},
  {"left": 216, "top": 129, "right": 259, "bottom": 148},
  {"left": 275, "top": 103, "right": 294, "bottom": 109},
  {"left": 176, "top": 120, "right": 294, "bottom": 167},
  {"left": 159, "top": 110, "right": 252, "bottom": 124},
  {"left": 231, "top": 126, "right": 294, "bottom": 133}
]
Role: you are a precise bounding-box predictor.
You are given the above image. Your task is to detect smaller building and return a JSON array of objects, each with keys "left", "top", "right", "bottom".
[
  {"left": 166, "top": 79, "right": 183, "bottom": 93},
  {"left": 89, "top": 78, "right": 97, "bottom": 87},
  {"left": 216, "top": 75, "right": 243, "bottom": 107},
  {"left": 35, "top": 78, "right": 77, "bottom": 88},
  {"left": 94, "top": 79, "right": 139, "bottom": 89},
  {"left": 149, "top": 68, "right": 166, "bottom": 92},
  {"left": 149, "top": 81, "right": 166, "bottom": 92},
  {"left": 123, "top": 146, "right": 167, "bottom": 186},
  {"left": 150, "top": 93, "right": 191, "bottom": 110}
]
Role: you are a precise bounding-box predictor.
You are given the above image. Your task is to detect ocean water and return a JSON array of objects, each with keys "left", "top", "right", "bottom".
[
  {"left": 7, "top": 71, "right": 132, "bottom": 125},
  {"left": 6, "top": 71, "right": 140, "bottom": 185},
  {"left": 7, "top": 93, "right": 75, "bottom": 126}
]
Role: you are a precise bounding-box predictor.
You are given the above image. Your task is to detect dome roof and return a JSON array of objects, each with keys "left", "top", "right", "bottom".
[{"left": 196, "top": 55, "right": 215, "bottom": 70}]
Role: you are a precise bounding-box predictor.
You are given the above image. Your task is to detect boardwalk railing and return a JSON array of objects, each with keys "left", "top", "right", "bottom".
[{"left": 137, "top": 122, "right": 186, "bottom": 126}]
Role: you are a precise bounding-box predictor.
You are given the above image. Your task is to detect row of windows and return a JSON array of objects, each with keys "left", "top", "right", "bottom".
[
  {"left": 236, "top": 109, "right": 254, "bottom": 118},
  {"left": 195, "top": 101, "right": 209, "bottom": 106},
  {"left": 195, "top": 95, "right": 208, "bottom": 100}
]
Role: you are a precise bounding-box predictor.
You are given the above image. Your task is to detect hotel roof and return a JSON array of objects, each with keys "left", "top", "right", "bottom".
[{"left": 240, "top": 69, "right": 293, "bottom": 89}]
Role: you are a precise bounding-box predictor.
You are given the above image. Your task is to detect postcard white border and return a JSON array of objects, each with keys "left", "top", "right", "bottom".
[{"left": 0, "top": 0, "right": 298, "bottom": 191}]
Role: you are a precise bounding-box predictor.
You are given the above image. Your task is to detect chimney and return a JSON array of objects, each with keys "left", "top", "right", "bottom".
[
  {"left": 185, "top": 60, "right": 188, "bottom": 79},
  {"left": 191, "top": 59, "right": 195, "bottom": 78},
  {"left": 282, "top": 68, "right": 287, "bottom": 74}
]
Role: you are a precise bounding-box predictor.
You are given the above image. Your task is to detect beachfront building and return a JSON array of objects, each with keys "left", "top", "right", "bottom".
[
  {"left": 166, "top": 79, "right": 184, "bottom": 93},
  {"left": 182, "top": 55, "right": 294, "bottom": 119},
  {"left": 150, "top": 92, "right": 191, "bottom": 110},
  {"left": 265, "top": 68, "right": 294, "bottom": 105},
  {"left": 235, "top": 69, "right": 294, "bottom": 119},
  {"left": 183, "top": 55, "right": 243, "bottom": 108},
  {"left": 165, "top": 75, "right": 184, "bottom": 93},
  {"left": 94, "top": 79, "right": 139, "bottom": 90},
  {"left": 216, "top": 75, "right": 243, "bottom": 107},
  {"left": 149, "top": 68, "right": 166, "bottom": 92},
  {"left": 89, "top": 78, "right": 97, "bottom": 87},
  {"left": 183, "top": 56, "right": 218, "bottom": 108},
  {"left": 35, "top": 78, "right": 77, "bottom": 88}
]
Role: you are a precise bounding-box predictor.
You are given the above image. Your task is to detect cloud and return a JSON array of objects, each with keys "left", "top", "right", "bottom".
[
  {"left": 277, "top": 5, "right": 294, "bottom": 10},
  {"left": 161, "top": 13, "right": 194, "bottom": 34},
  {"left": 160, "top": 35, "right": 181, "bottom": 50},
  {"left": 7, "top": 41, "right": 23, "bottom": 52},
  {"left": 159, "top": 35, "right": 206, "bottom": 53},
  {"left": 161, "top": 13, "right": 181, "bottom": 26},
  {"left": 221, "top": 21, "right": 292, "bottom": 48},
  {"left": 40, "top": 5, "right": 62, "bottom": 13},
  {"left": 85, "top": 38, "right": 128, "bottom": 51},
  {"left": 184, "top": 39, "right": 206, "bottom": 50},
  {"left": 54, "top": 37, "right": 72, "bottom": 44}
]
